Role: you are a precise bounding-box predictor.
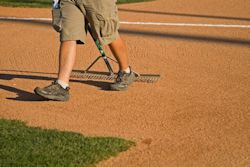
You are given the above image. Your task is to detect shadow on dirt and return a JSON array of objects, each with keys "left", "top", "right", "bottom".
[
  {"left": 118, "top": 8, "right": 250, "bottom": 22},
  {"left": 1, "top": 19, "right": 249, "bottom": 47},
  {"left": 0, "top": 84, "right": 46, "bottom": 101},
  {"left": 0, "top": 72, "right": 111, "bottom": 101},
  {"left": 119, "top": 29, "right": 250, "bottom": 46}
]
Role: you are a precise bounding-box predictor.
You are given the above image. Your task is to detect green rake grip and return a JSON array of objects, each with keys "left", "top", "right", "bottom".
[{"left": 86, "top": 24, "right": 114, "bottom": 74}]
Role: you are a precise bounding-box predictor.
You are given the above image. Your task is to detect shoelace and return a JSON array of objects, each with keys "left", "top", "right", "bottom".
[{"left": 44, "top": 81, "right": 69, "bottom": 91}]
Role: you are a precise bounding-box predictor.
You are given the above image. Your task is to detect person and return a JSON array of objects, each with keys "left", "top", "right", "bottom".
[{"left": 34, "top": 0, "right": 136, "bottom": 101}]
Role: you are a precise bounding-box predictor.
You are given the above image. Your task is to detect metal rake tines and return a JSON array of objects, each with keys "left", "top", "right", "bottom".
[
  {"left": 71, "top": 70, "right": 116, "bottom": 80},
  {"left": 135, "top": 74, "right": 160, "bottom": 83},
  {"left": 71, "top": 70, "right": 160, "bottom": 83}
]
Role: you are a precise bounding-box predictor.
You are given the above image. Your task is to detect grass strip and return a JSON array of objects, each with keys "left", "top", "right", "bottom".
[
  {"left": 0, "top": 0, "right": 153, "bottom": 8},
  {"left": 0, "top": 119, "right": 135, "bottom": 167}
]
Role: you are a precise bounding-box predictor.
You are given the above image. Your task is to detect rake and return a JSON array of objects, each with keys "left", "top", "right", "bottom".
[{"left": 71, "top": 24, "right": 160, "bottom": 83}]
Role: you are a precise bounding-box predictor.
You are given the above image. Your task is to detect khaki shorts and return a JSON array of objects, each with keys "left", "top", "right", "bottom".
[{"left": 57, "top": 0, "right": 120, "bottom": 45}]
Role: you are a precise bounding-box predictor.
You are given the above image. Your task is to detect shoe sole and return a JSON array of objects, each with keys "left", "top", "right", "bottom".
[
  {"left": 110, "top": 75, "right": 136, "bottom": 91},
  {"left": 34, "top": 88, "right": 69, "bottom": 101},
  {"left": 110, "top": 86, "right": 128, "bottom": 91}
]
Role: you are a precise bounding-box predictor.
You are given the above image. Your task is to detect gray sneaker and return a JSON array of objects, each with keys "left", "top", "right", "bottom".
[
  {"left": 34, "top": 81, "right": 70, "bottom": 101},
  {"left": 110, "top": 69, "right": 136, "bottom": 91}
]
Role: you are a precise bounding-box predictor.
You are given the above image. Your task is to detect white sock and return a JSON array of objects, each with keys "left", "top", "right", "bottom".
[
  {"left": 57, "top": 80, "right": 69, "bottom": 89},
  {"left": 123, "top": 67, "right": 131, "bottom": 73}
]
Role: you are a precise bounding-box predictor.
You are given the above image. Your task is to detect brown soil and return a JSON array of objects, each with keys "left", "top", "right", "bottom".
[{"left": 0, "top": 0, "right": 249, "bottom": 166}]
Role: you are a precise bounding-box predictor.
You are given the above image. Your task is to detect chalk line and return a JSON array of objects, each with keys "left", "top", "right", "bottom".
[{"left": 1, "top": 16, "right": 250, "bottom": 28}]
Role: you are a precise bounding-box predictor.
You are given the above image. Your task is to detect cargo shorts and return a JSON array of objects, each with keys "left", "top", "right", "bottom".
[{"left": 57, "top": 0, "right": 120, "bottom": 45}]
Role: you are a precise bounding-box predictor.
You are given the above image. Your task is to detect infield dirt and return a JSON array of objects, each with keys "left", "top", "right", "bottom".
[{"left": 0, "top": 0, "right": 249, "bottom": 166}]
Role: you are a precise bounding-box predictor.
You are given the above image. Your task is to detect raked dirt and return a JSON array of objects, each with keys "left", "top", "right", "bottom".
[{"left": 0, "top": 0, "right": 249, "bottom": 166}]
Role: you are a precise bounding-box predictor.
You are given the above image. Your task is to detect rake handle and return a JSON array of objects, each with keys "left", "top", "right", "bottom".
[{"left": 87, "top": 24, "right": 114, "bottom": 74}]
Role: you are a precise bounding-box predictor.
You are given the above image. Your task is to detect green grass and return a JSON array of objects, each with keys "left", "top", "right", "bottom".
[
  {"left": 0, "top": 119, "right": 135, "bottom": 167},
  {"left": 0, "top": 0, "right": 49, "bottom": 8},
  {"left": 0, "top": 0, "right": 152, "bottom": 8}
]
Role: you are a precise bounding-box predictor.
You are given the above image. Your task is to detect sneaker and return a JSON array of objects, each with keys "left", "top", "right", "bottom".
[
  {"left": 34, "top": 81, "right": 70, "bottom": 101},
  {"left": 110, "top": 69, "right": 136, "bottom": 91}
]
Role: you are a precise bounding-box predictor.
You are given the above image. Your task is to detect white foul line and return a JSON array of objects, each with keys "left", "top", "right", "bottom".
[
  {"left": 1, "top": 16, "right": 250, "bottom": 29},
  {"left": 0, "top": 16, "right": 51, "bottom": 21},
  {"left": 120, "top": 21, "right": 250, "bottom": 28}
]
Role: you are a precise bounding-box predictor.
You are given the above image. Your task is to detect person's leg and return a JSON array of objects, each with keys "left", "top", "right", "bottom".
[
  {"left": 34, "top": 41, "right": 76, "bottom": 101},
  {"left": 58, "top": 40, "right": 77, "bottom": 85},
  {"left": 109, "top": 37, "right": 129, "bottom": 72},
  {"left": 108, "top": 36, "right": 136, "bottom": 91},
  {"left": 34, "top": 0, "right": 86, "bottom": 101},
  {"left": 84, "top": 0, "right": 136, "bottom": 91}
]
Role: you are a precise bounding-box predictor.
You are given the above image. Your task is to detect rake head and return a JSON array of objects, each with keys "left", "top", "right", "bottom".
[
  {"left": 71, "top": 24, "right": 160, "bottom": 83},
  {"left": 71, "top": 70, "right": 160, "bottom": 83}
]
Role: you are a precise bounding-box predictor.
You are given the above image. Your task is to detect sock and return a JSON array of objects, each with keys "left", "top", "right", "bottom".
[
  {"left": 123, "top": 67, "right": 131, "bottom": 73},
  {"left": 57, "top": 80, "right": 69, "bottom": 89}
]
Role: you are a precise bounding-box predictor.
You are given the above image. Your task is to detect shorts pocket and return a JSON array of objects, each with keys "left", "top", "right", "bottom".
[
  {"left": 52, "top": 8, "right": 62, "bottom": 32},
  {"left": 96, "top": 13, "right": 119, "bottom": 38}
]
